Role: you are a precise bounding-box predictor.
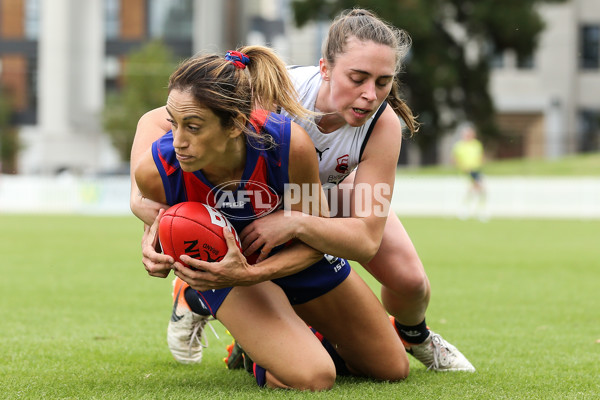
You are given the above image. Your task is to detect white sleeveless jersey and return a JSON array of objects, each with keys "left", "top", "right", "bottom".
[{"left": 281, "top": 66, "right": 386, "bottom": 187}]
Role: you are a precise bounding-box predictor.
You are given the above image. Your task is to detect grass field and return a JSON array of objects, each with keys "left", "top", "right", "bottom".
[{"left": 1, "top": 214, "right": 599, "bottom": 399}]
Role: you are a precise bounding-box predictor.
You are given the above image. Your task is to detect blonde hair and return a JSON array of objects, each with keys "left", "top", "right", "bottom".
[
  {"left": 168, "top": 45, "right": 311, "bottom": 147},
  {"left": 323, "top": 8, "right": 419, "bottom": 135}
]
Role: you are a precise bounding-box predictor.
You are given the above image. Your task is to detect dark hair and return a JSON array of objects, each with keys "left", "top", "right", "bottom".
[
  {"left": 168, "top": 45, "right": 311, "bottom": 146},
  {"left": 323, "top": 8, "right": 419, "bottom": 135}
]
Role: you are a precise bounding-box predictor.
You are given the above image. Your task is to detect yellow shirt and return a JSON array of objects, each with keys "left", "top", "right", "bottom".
[{"left": 453, "top": 139, "right": 483, "bottom": 172}]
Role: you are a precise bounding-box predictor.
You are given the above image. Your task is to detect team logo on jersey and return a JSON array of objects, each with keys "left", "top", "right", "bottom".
[
  {"left": 335, "top": 154, "right": 349, "bottom": 174},
  {"left": 208, "top": 179, "right": 281, "bottom": 220}
]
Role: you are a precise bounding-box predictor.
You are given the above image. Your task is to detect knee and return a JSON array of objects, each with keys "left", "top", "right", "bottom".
[
  {"left": 366, "top": 359, "right": 410, "bottom": 382},
  {"left": 290, "top": 365, "right": 336, "bottom": 391},
  {"left": 401, "top": 268, "right": 430, "bottom": 300},
  {"left": 390, "top": 361, "right": 410, "bottom": 381},
  {"left": 273, "top": 355, "right": 336, "bottom": 391},
  {"left": 308, "top": 368, "right": 336, "bottom": 391},
  {"left": 383, "top": 365, "right": 410, "bottom": 382},
  {"left": 385, "top": 261, "right": 430, "bottom": 301}
]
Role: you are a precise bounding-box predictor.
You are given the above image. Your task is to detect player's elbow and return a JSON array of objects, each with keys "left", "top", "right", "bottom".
[
  {"left": 129, "top": 198, "right": 136, "bottom": 215},
  {"left": 129, "top": 182, "right": 142, "bottom": 217},
  {"left": 358, "top": 237, "right": 381, "bottom": 264},
  {"left": 309, "top": 247, "right": 326, "bottom": 264},
  {"left": 129, "top": 196, "right": 142, "bottom": 219}
]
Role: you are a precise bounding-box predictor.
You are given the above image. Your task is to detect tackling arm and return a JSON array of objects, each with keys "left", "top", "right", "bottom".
[
  {"left": 130, "top": 106, "right": 171, "bottom": 225},
  {"left": 242, "top": 106, "right": 402, "bottom": 264}
]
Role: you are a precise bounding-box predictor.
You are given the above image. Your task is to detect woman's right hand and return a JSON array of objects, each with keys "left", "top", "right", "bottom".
[{"left": 141, "top": 209, "right": 175, "bottom": 278}]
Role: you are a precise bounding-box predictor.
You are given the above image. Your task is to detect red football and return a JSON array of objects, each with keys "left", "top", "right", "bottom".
[{"left": 159, "top": 202, "right": 241, "bottom": 268}]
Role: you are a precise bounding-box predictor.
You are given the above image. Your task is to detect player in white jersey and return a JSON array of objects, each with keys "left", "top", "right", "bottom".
[
  {"left": 131, "top": 9, "right": 474, "bottom": 373},
  {"left": 281, "top": 65, "right": 385, "bottom": 186},
  {"left": 241, "top": 9, "right": 475, "bottom": 372}
]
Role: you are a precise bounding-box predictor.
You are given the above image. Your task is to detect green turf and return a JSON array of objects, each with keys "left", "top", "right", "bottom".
[
  {"left": 400, "top": 152, "right": 600, "bottom": 176},
  {"left": 1, "top": 214, "right": 599, "bottom": 399}
]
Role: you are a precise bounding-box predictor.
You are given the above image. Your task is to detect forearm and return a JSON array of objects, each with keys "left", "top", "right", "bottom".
[
  {"left": 291, "top": 211, "right": 382, "bottom": 264},
  {"left": 130, "top": 106, "right": 171, "bottom": 225},
  {"left": 249, "top": 241, "right": 324, "bottom": 282}
]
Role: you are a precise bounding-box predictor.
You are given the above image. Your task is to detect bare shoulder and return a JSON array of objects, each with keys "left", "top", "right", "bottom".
[
  {"left": 372, "top": 104, "right": 403, "bottom": 139},
  {"left": 288, "top": 122, "right": 319, "bottom": 185},
  {"left": 131, "top": 106, "right": 171, "bottom": 168},
  {"left": 361, "top": 104, "right": 403, "bottom": 160},
  {"left": 138, "top": 106, "right": 170, "bottom": 130},
  {"left": 289, "top": 122, "right": 317, "bottom": 160}
]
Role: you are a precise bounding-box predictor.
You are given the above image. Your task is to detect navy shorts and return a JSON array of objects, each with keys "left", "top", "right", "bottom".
[
  {"left": 196, "top": 255, "right": 351, "bottom": 317},
  {"left": 469, "top": 170, "right": 482, "bottom": 182}
]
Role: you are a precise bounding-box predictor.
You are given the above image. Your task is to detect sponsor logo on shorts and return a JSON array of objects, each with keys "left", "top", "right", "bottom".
[{"left": 324, "top": 253, "right": 339, "bottom": 264}]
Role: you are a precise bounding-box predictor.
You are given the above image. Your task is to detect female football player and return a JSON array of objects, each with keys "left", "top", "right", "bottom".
[
  {"left": 133, "top": 8, "right": 474, "bottom": 372},
  {"left": 133, "top": 46, "right": 408, "bottom": 390}
]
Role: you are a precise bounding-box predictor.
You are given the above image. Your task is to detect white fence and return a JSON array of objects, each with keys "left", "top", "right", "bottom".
[
  {"left": 0, "top": 174, "right": 131, "bottom": 215},
  {"left": 392, "top": 176, "right": 600, "bottom": 219},
  {"left": 0, "top": 174, "right": 599, "bottom": 219}
]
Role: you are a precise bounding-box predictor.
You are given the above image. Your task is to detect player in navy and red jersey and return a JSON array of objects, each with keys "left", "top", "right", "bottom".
[
  {"left": 151, "top": 110, "right": 350, "bottom": 309},
  {"left": 152, "top": 110, "right": 288, "bottom": 234},
  {"left": 133, "top": 46, "right": 408, "bottom": 390}
]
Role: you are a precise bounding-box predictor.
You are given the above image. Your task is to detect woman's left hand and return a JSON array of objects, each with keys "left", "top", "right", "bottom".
[{"left": 173, "top": 228, "right": 258, "bottom": 291}]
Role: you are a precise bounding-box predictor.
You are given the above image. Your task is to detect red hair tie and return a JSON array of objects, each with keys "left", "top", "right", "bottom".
[{"left": 225, "top": 51, "right": 250, "bottom": 69}]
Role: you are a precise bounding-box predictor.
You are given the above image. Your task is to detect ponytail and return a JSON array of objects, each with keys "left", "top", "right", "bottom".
[
  {"left": 237, "top": 45, "right": 312, "bottom": 123},
  {"left": 169, "top": 45, "right": 313, "bottom": 148},
  {"left": 387, "top": 81, "right": 419, "bottom": 136}
]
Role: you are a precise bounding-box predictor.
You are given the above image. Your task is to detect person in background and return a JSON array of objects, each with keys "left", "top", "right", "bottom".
[{"left": 452, "top": 122, "right": 488, "bottom": 221}]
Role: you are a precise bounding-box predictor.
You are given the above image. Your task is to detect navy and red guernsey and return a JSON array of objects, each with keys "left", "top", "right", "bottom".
[
  {"left": 150, "top": 110, "right": 351, "bottom": 314},
  {"left": 152, "top": 110, "right": 290, "bottom": 233}
]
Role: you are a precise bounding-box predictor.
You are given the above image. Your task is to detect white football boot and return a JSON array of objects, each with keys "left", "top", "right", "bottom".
[
  {"left": 167, "top": 277, "right": 214, "bottom": 364},
  {"left": 390, "top": 316, "right": 475, "bottom": 372},
  {"left": 407, "top": 331, "right": 476, "bottom": 372}
]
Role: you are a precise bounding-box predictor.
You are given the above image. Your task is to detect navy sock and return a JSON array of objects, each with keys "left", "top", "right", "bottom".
[
  {"left": 394, "top": 318, "right": 430, "bottom": 344},
  {"left": 253, "top": 363, "right": 267, "bottom": 387},
  {"left": 310, "top": 328, "right": 351, "bottom": 376},
  {"left": 184, "top": 287, "right": 211, "bottom": 316}
]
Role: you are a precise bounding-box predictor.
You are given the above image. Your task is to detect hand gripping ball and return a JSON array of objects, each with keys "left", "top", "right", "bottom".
[{"left": 159, "top": 202, "right": 241, "bottom": 268}]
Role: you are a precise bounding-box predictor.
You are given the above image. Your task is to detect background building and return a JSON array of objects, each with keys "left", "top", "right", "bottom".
[
  {"left": 0, "top": 0, "right": 248, "bottom": 174},
  {"left": 0, "top": 0, "right": 598, "bottom": 174},
  {"left": 488, "top": 0, "right": 600, "bottom": 160}
]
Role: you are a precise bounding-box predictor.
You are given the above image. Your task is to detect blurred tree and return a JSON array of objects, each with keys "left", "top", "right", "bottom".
[
  {"left": 0, "top": 86, "right": 21, "bottom": 173},
  {"left": 291, "top": 0, "right": 566, "bottom": 164},
  {"left": 103, "top": 40, "right": 176, "bottom": 161}
]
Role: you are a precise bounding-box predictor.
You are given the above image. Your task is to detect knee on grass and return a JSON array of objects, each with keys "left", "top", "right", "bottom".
[
  {"left": 268, "top": 364, "right": 336, "bottom": 391},
  {"left": 363, "top": 360, "right": 409, "bottom": 382}
]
